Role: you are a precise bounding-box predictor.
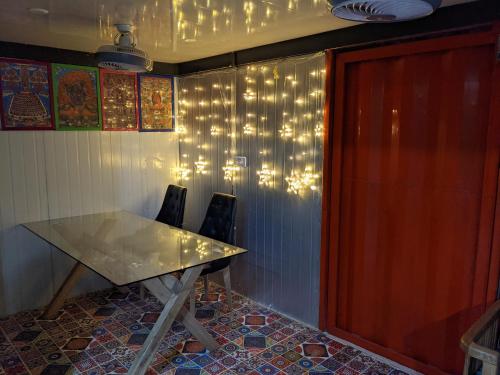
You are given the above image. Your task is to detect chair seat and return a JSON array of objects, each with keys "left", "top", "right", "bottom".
[{"left": 201, "top": 258, "right": 230, "bottom": 276}]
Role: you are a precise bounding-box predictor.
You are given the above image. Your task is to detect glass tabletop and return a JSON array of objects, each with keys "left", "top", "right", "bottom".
[{"left": 23, "top": 211, "right": 247, "bottom": 286}]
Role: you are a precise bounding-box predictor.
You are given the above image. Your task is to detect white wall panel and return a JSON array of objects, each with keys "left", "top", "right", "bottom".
[{"left": 0, "top": 131, "right": 178, "bottom": 316}]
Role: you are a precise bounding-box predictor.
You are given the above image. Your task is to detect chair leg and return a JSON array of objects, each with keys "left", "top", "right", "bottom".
[
  {"left": 222, "top": 267, "right": 232, "bottom": 310},
  {"left": 203, "top": 275, "right": 209, "bottom": 297},
  {"left": 190, "top": 289, "right": 196, "bottom": 315}
]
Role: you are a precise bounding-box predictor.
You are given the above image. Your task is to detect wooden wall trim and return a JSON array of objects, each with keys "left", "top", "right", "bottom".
[
  {"left": 319, "top": 50, "right": 335, "bottom": 330},
  {"left": 485, "top": 21, "right": 500, "bottom": 304},
  {"left": 329, "top": 328, "right": 449, "bottom": 375}
]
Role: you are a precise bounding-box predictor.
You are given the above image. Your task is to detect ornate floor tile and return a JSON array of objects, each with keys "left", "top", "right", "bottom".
[
  {"left": 0, "top": 283, "right": 410, "bottom": 375},
  {"left": 39, "top": 364, "right": 71, "bottom": 375}
]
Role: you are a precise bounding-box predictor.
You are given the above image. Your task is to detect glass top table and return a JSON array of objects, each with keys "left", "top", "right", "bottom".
[
  {"left": 24, "top": 210, "right": 246, "bottom": 374},
  {"left": 23, "top": 210, "right": 247, "bottom": 286}
]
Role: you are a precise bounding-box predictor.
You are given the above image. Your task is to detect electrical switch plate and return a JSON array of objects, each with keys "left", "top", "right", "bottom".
[{"left": 234, "top": 156, "right": 247, "bottom": 168}]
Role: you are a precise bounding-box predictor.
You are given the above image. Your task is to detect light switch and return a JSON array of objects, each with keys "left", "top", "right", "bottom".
[{"left": 234, "top": 156, "right": 247, "bottom": 168}]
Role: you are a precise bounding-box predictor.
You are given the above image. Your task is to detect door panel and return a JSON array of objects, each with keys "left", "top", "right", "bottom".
[{"left": 324, "top": 33, "right": 499, "bottom": 374}]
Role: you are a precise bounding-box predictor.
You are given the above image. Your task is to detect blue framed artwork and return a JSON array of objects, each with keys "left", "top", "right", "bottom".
[{"left": 138, "top": 74, "right": 175, "bottom": 132}]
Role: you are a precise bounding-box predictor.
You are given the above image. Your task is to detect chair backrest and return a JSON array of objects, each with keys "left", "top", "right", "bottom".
[
  {"left": 155, "top": 185, "right": 187, "bottom": 228},
  {"left": 199, "top": 193, "right": 237, "bottom": 244}
]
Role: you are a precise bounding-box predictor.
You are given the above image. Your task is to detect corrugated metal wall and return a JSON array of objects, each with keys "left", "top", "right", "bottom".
[
  {"left": 177, "top": 53, "right": 325, "bottom": 326},
  {"left": 0, "top": 131, "right": 178, "bottom": 316}
]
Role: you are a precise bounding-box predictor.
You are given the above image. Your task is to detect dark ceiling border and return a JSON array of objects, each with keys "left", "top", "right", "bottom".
[
  {"left": 178, "top": 0, "right": 499, "bottom": 75},
  {"left": 0, "top": 41, "right": 179, "bottom": 75}
]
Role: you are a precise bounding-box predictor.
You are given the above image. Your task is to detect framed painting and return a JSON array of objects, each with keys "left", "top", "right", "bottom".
[
  {"left": 52, "top": 64, "right": 101, "bottom": 130},
  {"left": 0, "top": 58, "right": 54, "bottom": 130},
  {"left": 99, "top": 69, "right": 138, "bottom": 131},
  {"left": 138, "top": 74, "right": 175, "bottom": 131}
]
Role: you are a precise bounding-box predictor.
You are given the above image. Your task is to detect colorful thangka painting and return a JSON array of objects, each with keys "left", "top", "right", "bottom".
[
  {"left": 0, "top": 58, "right": 54, "bottom": 130},
  {"left": 100, "top": 70, "right": 138, "bottom": 131},
  {"left": 52, "top": 64, "right": 101, "bottom": 130},
  {"left": 138, "top": 74, "right": 174, "bottom": 131}
]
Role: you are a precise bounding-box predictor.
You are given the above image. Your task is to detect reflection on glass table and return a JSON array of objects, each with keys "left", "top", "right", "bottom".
[{"left": 23, "top": 210, "right": 247, "bottom": 375}]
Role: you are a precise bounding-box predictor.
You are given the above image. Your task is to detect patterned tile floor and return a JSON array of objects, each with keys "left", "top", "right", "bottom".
[{"left": 0, "top": 281, "right": 412, "bottom": 375}]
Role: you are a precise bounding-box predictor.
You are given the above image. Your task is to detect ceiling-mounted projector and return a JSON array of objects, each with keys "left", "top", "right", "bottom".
[
  {"left": 96, "top": 24, "right": 153, "bottom": 72},
  {"left": 327, "top": 0, "right": 442, "bottom": 22}
]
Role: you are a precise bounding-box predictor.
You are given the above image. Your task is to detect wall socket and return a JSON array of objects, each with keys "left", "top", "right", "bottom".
[{"left": 234, "top": 156, "right": 247, "bottom": 168}]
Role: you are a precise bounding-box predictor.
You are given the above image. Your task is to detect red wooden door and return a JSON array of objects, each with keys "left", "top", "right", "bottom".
[{"left": 321, "top": 30, "right": 500, "bottom": 375}]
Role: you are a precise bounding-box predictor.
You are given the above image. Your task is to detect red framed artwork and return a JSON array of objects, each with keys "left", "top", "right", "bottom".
[
  {"left": 0, "top": 58, "right": 54, "bottom": 130},
  {"left": 99, "top": 69, "right": 138, "bottom": 131}
]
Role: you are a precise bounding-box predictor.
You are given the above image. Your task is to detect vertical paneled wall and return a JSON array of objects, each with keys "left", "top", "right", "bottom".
[
  {"left": 177, "top": 53, "right": 325, "bottom": 325},
  {"left": 0, "top": 131, "right": 178, "bottom": 316},
  {"left": 176, "top": 70, "right": 236, "bottom": 230}
]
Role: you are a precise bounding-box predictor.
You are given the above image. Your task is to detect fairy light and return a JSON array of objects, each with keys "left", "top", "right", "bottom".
[
  {"left": 243, "top": 90, "right": 256, "bottom": 101},
  {"left": 315, "top": 122, "right": 323, "bottom": 137},
  {"left": 210, "top": 126, "right": 220, "bottom": 136},
  {"left": 177, "top": 57, "right": 326, "bottom": 201},
  {"left": 301, "top": 167, "right": 320, "bottom": 191},
  {"left": 297, "top": 133, "right": 309, "bottom": 143},
  {"left": 223, "top": 246, "right": 238, "bottom": 255},
  {"left": 194, "top": 156, "right": 208, "bottom": 175},
  {"left": 285, "top": 170, "right": 303, "bottom": 195},
  {"left": 223, "top": 159, "right": 240, "bottom": 182},
  {"left": 243, "top": 123, "right": 254, "bottom": 135},
  {"left": 178, "top": 232, "right": 192, "bottom": 244},
  {"left": 174, "top": 163, "right": 191, "bottom": 182},
  {"left": 257, "top": 164, "right": 275, "bottom": 187},
  {"left": 176, "top": 124, "right": 187, "bottom": 134},
  {"left": 285, "top": 167, "right": 320, "bottom": 195},
  {"left": 279, "top": 123, "right": 293, "bottom": 139},
  {"left": 195, "top": 240, "right": 210, "bottom": 259}
]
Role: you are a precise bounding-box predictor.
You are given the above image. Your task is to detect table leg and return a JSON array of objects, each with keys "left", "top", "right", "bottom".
[
  {"left": 40, "top": 262, "right": 87, "bottom": 320},
  {"left": 142, "top": 277, "right": 218, "bottom": 351},
  {"left": 128, "top": 266, "right": 204, "bottom": 375}
]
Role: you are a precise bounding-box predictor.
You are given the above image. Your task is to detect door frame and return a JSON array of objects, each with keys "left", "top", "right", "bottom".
[{"left": 319, "top": 25, "right": 500, "bottom": 374}]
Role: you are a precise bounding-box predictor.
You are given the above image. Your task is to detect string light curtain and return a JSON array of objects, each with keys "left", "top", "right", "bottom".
[{"left": 177, "top": 53, "right": 325, "bottom": 324}]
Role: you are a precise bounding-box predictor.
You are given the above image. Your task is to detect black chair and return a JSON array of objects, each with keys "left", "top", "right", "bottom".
[
  {"left": 155, "top": 184, "right": 187, "bottom": 228},
  {"left": 191, "top": 193, "right": 237, "bottom": 312},
  {"left": 139, "top": 184, "right": 187, "bottom": 299}
]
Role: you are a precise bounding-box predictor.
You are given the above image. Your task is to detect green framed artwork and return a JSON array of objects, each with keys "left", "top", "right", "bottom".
[{"left": 51, "top": 64, "right": 101, "bottom": 130}]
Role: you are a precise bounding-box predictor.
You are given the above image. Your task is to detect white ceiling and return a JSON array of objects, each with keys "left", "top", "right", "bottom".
[{"left": 0, "top": 0, "right": 475, "bottom": 63}]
